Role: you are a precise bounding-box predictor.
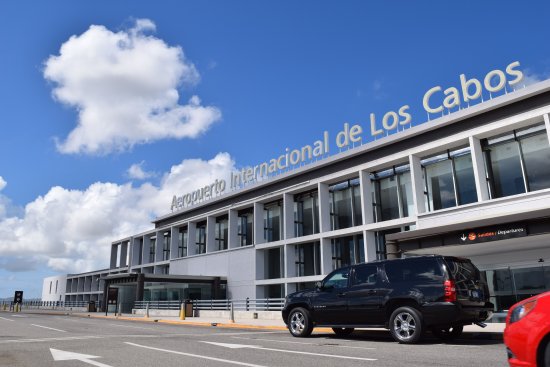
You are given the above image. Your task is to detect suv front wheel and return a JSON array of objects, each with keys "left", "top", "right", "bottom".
[
  {"left": 288, "top": 307, "right": 313, "bottom": 337},
  {"left": 389, "top": 306, "right": 424, "bottom": 344}
]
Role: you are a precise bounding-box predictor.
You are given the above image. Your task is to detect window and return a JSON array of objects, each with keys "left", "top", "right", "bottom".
[
  {"left": 329, "top": 178, "right": 362, "bottom": 230},
  {"left": 265, "top": 247, "right": 284, "bottom": 279},
  {"left": 215, "top": 215, "right": 228, "bottom": 251},
  {"left": 149, "top": 237, "right": 156, "bottom": 263},
  {"left": 162, "top": 232, "right": 170, "bottom": 261},
  {"left": 484, "top": 123, "right": 550, "bottom": 198},
  {"left": 264, "top": 200, "right": 283, "bottom": 242},
  {"left": 55, "top": 280, "right": 58, "bottom": 293},
  {"left": 323, "top": 268, "right": 350, "bottom": 289},
  {"left": 331, "top": 235, "right": 364, "bottom": 270},
  {"left": 295, "top": 242, "right": 321, "bottom": 276},
  {"left": 137, "top": 238, "right": 143, "bottom": 265},
  {"left": 422, "top": 148, "right": 477, "bottom": 211},
  {"left": 294, "top": 191, "right": 319, "bottom": 237},
  {"left": 196, "top": 222, "right": 207, "bottom": 254},
  {"left": 49, "top": 281, "right": 52, "bottom": 294},
  {"left": 371, "top": 165, "right": 413, "bottom": 221},
  {"left": 238, "top": 208, "right": 254, "bottom": 246},
  {"left": 178, "top": 227, "right": 187, "bottom": 257},
  {"left": 352, "top": 265, "right": 378, "bottom": 286},
  {"left": 384, "top": 258, "right": 443, "bottom": 283}
]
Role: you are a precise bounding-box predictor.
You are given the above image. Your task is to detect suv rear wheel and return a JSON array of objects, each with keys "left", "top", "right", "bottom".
[
  {"left": 288, "top": 307, "right": 313, "bottom": 337},
  {"left": 332, "top": 327, "right": 354, "bottom": 337},
  {"left": 431, "top": 325, "right": 463, "bottom": 341},
  {"left": 389, "top": 306, "right": 424, "bottom": 344}
]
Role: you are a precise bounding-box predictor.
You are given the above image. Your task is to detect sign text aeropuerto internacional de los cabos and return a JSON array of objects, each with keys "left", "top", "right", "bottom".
[{"left": 171, "top": 61, "right": 525, "bottom": 211}]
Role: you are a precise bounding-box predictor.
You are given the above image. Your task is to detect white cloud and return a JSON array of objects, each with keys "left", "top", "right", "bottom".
[
  {"left": 127, "top": 161, "right": 155, "bottom": 180},
  {"left": 44, "top": 19, "right": 222, "bottom": 155},
  {"left": 0, "top": 153, "right": 235, "bottom": 274},
  {"left": 0, "top": 176, "right": 6, "bottom": 191}
]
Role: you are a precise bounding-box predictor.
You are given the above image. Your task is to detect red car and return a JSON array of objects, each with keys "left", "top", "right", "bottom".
[{"left": 504, "top": 291, "right": 550, "bottom": 367}]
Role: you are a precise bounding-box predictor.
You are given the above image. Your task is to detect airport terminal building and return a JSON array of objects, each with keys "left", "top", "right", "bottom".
[{"left": 44, "top": 68, "right": 550, "bottom": 314}]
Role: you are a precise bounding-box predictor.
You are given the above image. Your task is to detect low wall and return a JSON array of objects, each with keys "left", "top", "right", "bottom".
[{"left": 132, "top": 309, "right": 281, "bottom": 320}]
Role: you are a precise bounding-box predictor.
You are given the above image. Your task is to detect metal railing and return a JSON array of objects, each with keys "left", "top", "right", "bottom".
[
  {"left": 1, "top": 300, "right": 94, "bottom": 309},
  {"left": 133, "top": 298, "right": 285, "bottom": 311}
]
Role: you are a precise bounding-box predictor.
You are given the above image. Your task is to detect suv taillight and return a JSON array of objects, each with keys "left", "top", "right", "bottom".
[{"left": 444, "top": 280, "right": 456, "bottom": 302}]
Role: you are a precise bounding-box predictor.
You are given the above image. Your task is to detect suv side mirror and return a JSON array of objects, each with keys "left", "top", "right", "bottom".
[{"left": 315, "top": 281, "right": 322, "bottom": 290}]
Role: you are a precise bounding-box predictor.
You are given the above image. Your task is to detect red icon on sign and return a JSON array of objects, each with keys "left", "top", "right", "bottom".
[{"left": 468, "top": 233, "right": 477, "bottom": 241}]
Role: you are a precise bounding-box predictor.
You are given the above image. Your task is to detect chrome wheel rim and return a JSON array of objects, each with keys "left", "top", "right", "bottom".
[
  {"left": 393, "top": 312, "right": 416, "bottom": 340},
  {"left": 289, "top": 311, "right": 306, "bottom": 335}
]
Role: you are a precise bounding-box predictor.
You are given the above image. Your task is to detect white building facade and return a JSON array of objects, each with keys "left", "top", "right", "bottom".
[{"left": 53, "top": 77, "right": 550, "bottom": 314}]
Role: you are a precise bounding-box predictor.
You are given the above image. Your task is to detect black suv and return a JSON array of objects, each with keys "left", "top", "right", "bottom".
[{"left": 282, "top": 255, "right": 493, "bottom": 343}]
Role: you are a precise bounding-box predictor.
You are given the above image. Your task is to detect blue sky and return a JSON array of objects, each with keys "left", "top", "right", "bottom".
[{"left": 1, "top": 0, "right": 550, "bottom": 298}]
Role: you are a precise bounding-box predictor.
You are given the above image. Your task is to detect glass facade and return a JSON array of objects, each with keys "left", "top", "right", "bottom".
[
  {"left": 264, "top": 200, "right": 283, "bottom": 242},
  {"left": 422, "top": 148, "right": 476, "bottom": 211},
  {"left": 331, "top": 234, "right": 364, "bottom": 270},
  {"left": 148, "top": 237, "right": 156, "bottom": 263},
  {"left": 294, "top": 191, "right": 319, "bottom": 237},
  {"left": 484, "top": 124, "right": 550, "bottom": 198},
  {"left": 371, "top": 165, "right": 413, "bottom": 221},
  {"left": 162, "top": 232, "right": 170, "bottom": 261},
  {"left": 329, "top": 178, "right": 362, "bottom": 230},
  {"left": 295, "top": 242, "right": 321, "bottom": 276},
  {"left": 482, "top": 265, "right": 550, "bottom": 313},
  {"left": 196, "top": 222, "right": 207, "bottom": 254},
  {"left": 215, "top": 215, "right": 228, "bottom": 251},
  {"left": 238, "top": 208, "right": 254, "bottom": 246},
  {"left": 178, "top": 227, "right": 187, "bottom": 258}
]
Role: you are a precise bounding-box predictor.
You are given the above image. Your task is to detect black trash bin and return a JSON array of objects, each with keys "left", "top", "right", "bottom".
[
  {"left": 87, "top": 301, "right": 96, "bottom": 312},
  {"left": 184, "top": 300, "right": 193, "bottom": 318}
]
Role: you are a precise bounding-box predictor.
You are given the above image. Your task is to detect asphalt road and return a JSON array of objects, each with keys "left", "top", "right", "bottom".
[{"left": 0, "top": 312, "right": 507, "bottom": 367}]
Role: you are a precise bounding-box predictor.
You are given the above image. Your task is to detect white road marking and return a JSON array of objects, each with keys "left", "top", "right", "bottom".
[
  {"left": 31, "top": 324, "right": 67, "bottom": 332},
  {"left": 125, "top": 342, "right": 267, "bottom": 367},
  {"left": 0, "top": 316, "right": 14, "bottom": 321},
  {"left": 232, "top": 336, "right": 315, "bottom": 345},
  {"left": 231, "top": 336, "right": 375, "bottom": 350},
  {"left": 201, "top": 341, "right": 377, "bottom": 361},
  {"left": 11, "top": 315, "right": 26, "bottom": 317},
  {"left": 108, "top": 323, "right": 150, "bottom": 330},
  {"left": 0, "top": 336, "right": 101, "bottom": 344},
  {"left": 50, "top": 348, "right": 113, "bottom": 367}
]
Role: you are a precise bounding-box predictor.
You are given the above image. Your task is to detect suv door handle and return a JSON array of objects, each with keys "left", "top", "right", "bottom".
[
  {"left": 367, "top": 290, "right": 376, "bottom": 295},
  {"left": 337, "top": 292, "right": 346, "bottom": 297}
]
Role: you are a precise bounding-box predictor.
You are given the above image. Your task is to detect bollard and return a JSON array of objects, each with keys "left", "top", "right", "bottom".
[
  {"left": 229, "top": 301, "right": 235, "bottom": 323},
  {"left": 145, "top": 302, "right": 149, "bottom": 318},
  {"left": 179, "top": 302, "right": 185, "bottom": 320}
]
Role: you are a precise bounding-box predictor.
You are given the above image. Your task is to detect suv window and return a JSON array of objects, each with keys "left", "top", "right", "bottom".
[
  {"left": 444, "top": 258, "right": 480, "bottom": 284},
  {"left": 323, "top": 268, "right": 349, "bottom": 289},
  {"left": 384, "top": 258, "right": 444, "bottom": 283},
  {"left": 352, "top": 265, "right": 378, "bottom": 286}
]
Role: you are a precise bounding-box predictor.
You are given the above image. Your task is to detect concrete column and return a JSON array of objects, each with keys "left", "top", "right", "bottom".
[
  {"left": 253, "top": 202, "right": 265, "bottom": 245},
  {"left": 320, "top": 238, "right": 333, "bottom": 274},
  {"left": 187, "top": 222, "right": 197, "bottom": 256},
  {"left": 110, "top": 244, "right": 118, "bottom": 269},
  {"left": 544, "top": 114, "right": 550, "bottom": 145},
  {"left": 136, "top": 273, "right": 145, "bottom": 302},
  {"left": 228, "top": 209, "right": 239, "bottom": 248},
  {"left": 359, "top": 170, "right": 374, "bottom": 224},
  {"left": 283, "top": 193, "right": 295, "bottom": 239},
  {"left": 318, "top": 182, "right": 331, "bottom": 233},
  {"left": 255, "top": 249, "right": 265, "bottom": 280},
  {"left": 469, "top": 136, "right": 490, "bottom": 201},
  {"left": 364, "top": 230, "right": 377, "bottom": 262},
  {"left": 170, "top": 227, "right": 179, "bottom": 259},
  {"left": 284, "top": 244, "right": 296, "bottom": 278},
  {"left": 120, "top": 242, "right": 128, "bottom": 267},
  {"left": 409, "top": 154, "right": 426, "bottom": 215},
  {"left": 207, "top": 216, "right": 216, "bottom": 253}
]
